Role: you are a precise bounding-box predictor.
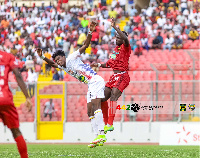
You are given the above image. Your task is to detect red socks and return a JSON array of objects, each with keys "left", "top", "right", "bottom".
[
  {"left": 108, "top": 101, "right": 117, "bottom": 126},
  {"left": 101, "top": 101, "right": 108, "bottom": 125},
  {"left": 15, "top": 135, "right": 28, "bottom": 158}
]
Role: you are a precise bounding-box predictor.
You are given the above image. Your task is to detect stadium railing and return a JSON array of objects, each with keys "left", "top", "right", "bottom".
[{"left": 7, "top": 79, "right": 200, "bottom": 124}]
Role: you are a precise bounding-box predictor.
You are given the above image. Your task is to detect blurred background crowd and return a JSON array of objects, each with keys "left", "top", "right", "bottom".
[{"left": 0, "top": 0, "right": 199, "bottom": 82}]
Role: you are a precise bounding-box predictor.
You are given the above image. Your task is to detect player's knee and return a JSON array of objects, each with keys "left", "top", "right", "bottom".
[
  {"left": 101, "top": 97, "right": 109, "bottom": 102},
  {"left": 110, "top": 94, "right": 118, "bottom": 101}
]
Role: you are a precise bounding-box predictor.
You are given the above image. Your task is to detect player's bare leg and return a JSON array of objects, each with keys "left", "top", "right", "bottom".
[{"left": 11, "top": 128, "right": 28, "bottom": 158}]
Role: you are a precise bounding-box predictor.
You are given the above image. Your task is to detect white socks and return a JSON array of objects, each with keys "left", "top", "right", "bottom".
[
  {"left": 89, "top": 116, "right": 98, "bottom": 137},
  {"left": 94, "top": 109, "right": 104, "bottom": 135}
]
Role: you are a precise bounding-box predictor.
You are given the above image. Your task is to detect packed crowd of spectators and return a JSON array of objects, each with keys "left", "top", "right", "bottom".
[
  {"left": 0, "top": 0, "right": 199, "bottom": 78},
  {"left": 127, "top": 0, "right": 200, "bottom": 56}
]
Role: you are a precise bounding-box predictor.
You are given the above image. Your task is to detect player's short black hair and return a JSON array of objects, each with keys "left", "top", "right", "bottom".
[
  {"left": 122, "top": 31, "right": 128, "bottom": 37},
  {"left": 52, "top": 50, "right": 65, "bottom": 60}
]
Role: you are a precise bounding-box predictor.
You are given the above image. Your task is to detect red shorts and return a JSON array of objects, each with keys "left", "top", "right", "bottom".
[
  {"left": 106, "top": 71, "right": 130, "bottom": 92},
  {"left": 0, "top": 105, "right": 19, "bottom": 129}
]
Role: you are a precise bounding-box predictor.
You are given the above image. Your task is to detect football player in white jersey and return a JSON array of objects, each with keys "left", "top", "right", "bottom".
[{"left": 37, "top": 21, "right": 106, "bottom": 148}]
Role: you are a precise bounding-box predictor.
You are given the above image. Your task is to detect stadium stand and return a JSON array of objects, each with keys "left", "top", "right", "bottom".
[{"left": 0, "top": 0, "right": 198, "bottom": 122}]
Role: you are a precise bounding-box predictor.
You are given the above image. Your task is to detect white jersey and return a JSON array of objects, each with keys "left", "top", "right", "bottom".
[{"left": 59, "top": 49, "right": 97, "bottom": 84}]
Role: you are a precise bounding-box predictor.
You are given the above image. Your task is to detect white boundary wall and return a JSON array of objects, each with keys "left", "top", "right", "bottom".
[{"left": 0, "top": 122, "right": 199, "bottom": 145}]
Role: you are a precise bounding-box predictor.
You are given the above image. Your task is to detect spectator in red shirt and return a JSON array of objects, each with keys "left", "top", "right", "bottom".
[
  {"left": 134, "top": 44, "right": 143, "bottom": 57},
  {"left": 1, "top": 28, "right": 8, "bottom": 40},
  {"left": 163, "top": 0, "right": 170, "bottom": 8},
  {"left": 91, "top": 44, "right": 98, "bottom": 55},
  {"left": 133, "top": 13, "right": 141, "bottom": 23},
  {"left": 140, "top": 30, "right": 148, "bottom": 39},
  {"left": 91, "top": 30, "right": 99, "bottom": 45},
  {"left": 133, "top": 23, "right": 141, "bottom": 36}
]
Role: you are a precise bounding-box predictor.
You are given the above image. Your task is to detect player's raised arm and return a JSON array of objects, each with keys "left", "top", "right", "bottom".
[
  {"left": 13, "top": 68, "right": 32, "bottom": 112},
  {"left": 79, "top": 21, "right": 97, "bottom": 54},
  {"left": 111, "top": 17, "right": 129, "bottom": 47},
  {"left": 37, "top": 48, "right": 58, "bottom": 68}
]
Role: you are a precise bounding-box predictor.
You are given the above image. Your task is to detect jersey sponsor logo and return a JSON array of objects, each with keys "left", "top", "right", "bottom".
[
  {"left": 80, "top": 64, "right": 97, "bottom": 75},
  {"left": 0, "top": 79, "right": 4, "bottom": 85},
  {"left": 0, "top": 65, "right": 5, "bottom": 76},
  {"left": 78, "top": 75, "right": 86, "bottom": 83},
  {"left": 110, "top": 51, "right": 119, "bottom": 60}
]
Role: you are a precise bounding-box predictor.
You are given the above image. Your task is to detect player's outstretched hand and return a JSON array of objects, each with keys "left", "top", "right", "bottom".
[
  {"left": 111, "top": 17, "right": 116, "bottom": 27},
  {"left": 90, "top": 21, "right": 97, "bottom": 32},
  {"left": 25, "top": 98, "right": 32, "bottom": 112},
  {"left": 36, "top": 48, "right": 42, "bottom": 57},
  {"left": 90, "top": 63, "right": 98, "bottom": 67}
]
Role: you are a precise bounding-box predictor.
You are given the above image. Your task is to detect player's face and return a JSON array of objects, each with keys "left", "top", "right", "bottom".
[
  {"left": 55, "top": 55, "right": 66, "bottom": 67},
  {"left": 116, "top": 34, "right": 123, "bottom": 46}
]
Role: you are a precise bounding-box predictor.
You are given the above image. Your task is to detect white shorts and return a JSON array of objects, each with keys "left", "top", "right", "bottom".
[{"left": 87, "top": 75, "right": 105, "bottom": 103}]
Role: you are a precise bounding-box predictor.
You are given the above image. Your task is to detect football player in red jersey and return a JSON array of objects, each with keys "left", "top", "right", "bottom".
[
  {"left": 0, "top": 51, "right": 32, "bottom": 158},
  {"left": 91, "top": 17, "right": 131, "bottom": 133}
]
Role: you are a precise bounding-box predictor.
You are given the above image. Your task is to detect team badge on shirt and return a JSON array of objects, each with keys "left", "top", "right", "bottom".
[
  {"left": 110, "top": 51, "right": 119, "bottom": 60},
  {"left": 79, "top": 75, "right": 86, "bottom": 82}
]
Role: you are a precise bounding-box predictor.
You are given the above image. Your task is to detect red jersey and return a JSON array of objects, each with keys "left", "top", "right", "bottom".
[
  {"left": 0, "top": 51, "right": 18, "bottom": 106},
  {"left": 106, "top": 44, "right": 131, "bottom": 71}
]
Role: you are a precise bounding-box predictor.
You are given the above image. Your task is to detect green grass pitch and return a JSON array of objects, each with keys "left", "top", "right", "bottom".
[{"left": 0, "top": 144, "right": 199, "bottom": 158}]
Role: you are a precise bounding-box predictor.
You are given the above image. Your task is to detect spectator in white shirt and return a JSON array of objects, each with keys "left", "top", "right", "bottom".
[
  {"left": 32, "top": 6, "right": 38, "bottom": 16},
  {"left": 23, "top": 44, "right": 29, "bottom": 56},
  {"left": 14, "top": 17, "right": 23, "bottom": 29},
  {"left": 129, "top": 6, "right": 138, "bottom": 17},
  {"left": 173, "top": 20, "right": 182, "bottom": 36},
  {"left": 34, "top": 14, "right": 40, "bottom": 24},
  {"left": 63, "top": 38, "right": 70, "bottom": 56},
  {"left": 163, "top": 20, "right": 173, "bottom": 32},
  {"left": 181, "top": 0, "right": 187, "bottom": 13},
  {"left": 27, "top": 68, "right": 38, "bottom": 98},
  {"left": 26, "top": 14, "right": 34, "bottom": 24},
  {"left": 102, "top": 32, "right": 112, "bottom": 44},
  {"left": 157, "top": 15, "right": 166, "bottom": 28},
  {"left": 177, "top": 12, "right": 185, "bottom": 24},
  {"left": 8, "top": 31, "right": 16, "bottom": 42},
  {"left": 40, "top": 37, "right": 47, "bottom": 50},
  {"left": 26, "top": 23, "right": 34, "bottom": 34},
  {"left": 42, "top": 27, "right": 51, "bottom": 38},
  {"left": 163, "top": 34, "right": 174, "bottom": 52},
  {"left": 43, "top": 14, "right": 50, "bottom": 24},
  {"left": 141, "top": 37, "right": 150, "bottom": 51},
  {"left": 183, "top": 9, "right": 189, "bottom": 16},
  {"left": 192, "top": 15, "right": 200, "bottom": 28},
  {"left": 70, "top": 5, "right": 79, "bottom": 13},
  {"left": 97, "top": 46, "right": 108, "bottom": 63},
  {"left": 59, "top": 17, "right": 67, "bottom": 30},
  {"left": 119, "top": 0, "right": 126, "bottom": 11},
  {"left": 49, "top": 35, "right": 55, "bottom": 47},
  {"left": 184, "top": 15, "right": 191, "bottom": 26},
  {"left": 37, "top": 17, "right": 45, "bottom": 30},
  {"left": 5, "top": 45, "right": 11, "bottom": 53},
  {"left": 48, "top": 46, "right": 56, "bottom": 56},
  {"left": 15, "top": 41, "right": 22, "bottom": 50}
]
